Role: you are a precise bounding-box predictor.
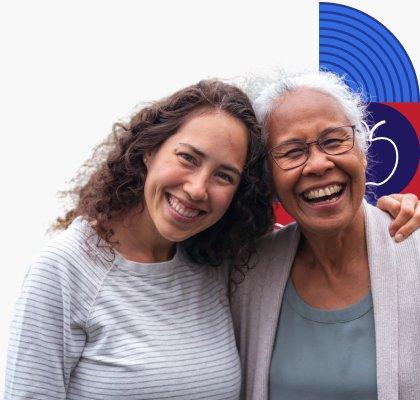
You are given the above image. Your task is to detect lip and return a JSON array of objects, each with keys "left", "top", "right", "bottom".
[
  {"left": 167, "top": 193, "right": 206, "bottom": 212},
  {"left": 165, "top": 193, "right": 206, "bottom": 224},
  {"left": 298, "top": 181, "right": 346, "bottom": 196},
  {"left": 298, "top": 183, "right": 347, "bottom": 210}
]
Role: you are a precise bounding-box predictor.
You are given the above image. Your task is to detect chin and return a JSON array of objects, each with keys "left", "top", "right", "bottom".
[
  {"left": 298, "top": 209, "right": 363, "bottom": 238},
  {"left": 157, "top": 223, "right": 201, "bottom": 243},
  {"left": 159, "top": 230, "right": 191, "bottom": 243}
]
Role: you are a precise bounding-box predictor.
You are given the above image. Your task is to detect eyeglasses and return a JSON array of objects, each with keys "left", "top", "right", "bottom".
[{"left": 269, "top": 125, "right": 356, "bottom": 170}]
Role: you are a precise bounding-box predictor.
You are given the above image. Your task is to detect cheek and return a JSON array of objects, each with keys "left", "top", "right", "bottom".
[
  {"left": 142, "top": 177, "right": 158, "bottom": 215},
  {"left": 210, "top": 187, "right": 238, "bottom": 216},
  {"left": 271, "top": 170, "right": 296, "bottom": 201},
  {"left": 146, "top": 164, "right": 181, "bottom": 191},
  {"left": 340, "top": 153, "right": 366, "bottom": 185},
  {"left": 353, "top": 165, "right": 367, "bottom": 199},
  {"left": 142, "top": 170, "right": 172, "bottom": 211}
]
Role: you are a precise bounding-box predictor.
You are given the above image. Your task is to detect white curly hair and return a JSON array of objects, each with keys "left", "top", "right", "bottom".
[{"left": 247, "top": 70, "right": 370, "bottom": 153}]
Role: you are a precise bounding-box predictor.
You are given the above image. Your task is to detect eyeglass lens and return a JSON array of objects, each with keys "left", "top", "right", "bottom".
[{"left": 270, "top": 126, "right": 354, "bottom": 170}]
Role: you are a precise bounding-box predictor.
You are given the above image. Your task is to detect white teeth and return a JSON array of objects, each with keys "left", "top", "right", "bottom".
[
  {"left": 168, "top": 195, "right": 200, "bottom": 218},
  {"left": 304, "top": 184, "right": 343, "bottom": 200}
]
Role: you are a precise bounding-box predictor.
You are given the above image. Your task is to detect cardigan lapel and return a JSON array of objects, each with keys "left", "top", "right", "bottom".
[
  {"left": 364, "top": 203, "right": 399, "bottom": 400},
  {"left": 256, "top": 224, "right": 301, "bottom": 399}
]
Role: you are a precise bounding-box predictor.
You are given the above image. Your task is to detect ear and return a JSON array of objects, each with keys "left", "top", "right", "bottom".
[{"left": 143, "top": 151, "right": 153, "bottom": 168}]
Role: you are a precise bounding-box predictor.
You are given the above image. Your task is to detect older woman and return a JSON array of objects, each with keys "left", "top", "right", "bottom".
[{"left": 232, "top": 72, "right": 419, "bottom": 400}]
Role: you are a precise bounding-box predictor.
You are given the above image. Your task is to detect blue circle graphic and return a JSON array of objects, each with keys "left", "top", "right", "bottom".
[{"left": 319, "top": 2, "right": 420, "bottom": 102}]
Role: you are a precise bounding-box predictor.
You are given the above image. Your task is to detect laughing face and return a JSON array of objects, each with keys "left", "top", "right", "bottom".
[
  {"left": 141, "top": 110, "right": 248, "bottom": 243},
  {"left": 267, "top": 88, "right": 367, "bottom": 236}
]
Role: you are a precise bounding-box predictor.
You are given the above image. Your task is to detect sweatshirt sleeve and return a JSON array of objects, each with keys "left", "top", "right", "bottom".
[{"left": 4, "top": 230, "right": 106, "bottom": 399}]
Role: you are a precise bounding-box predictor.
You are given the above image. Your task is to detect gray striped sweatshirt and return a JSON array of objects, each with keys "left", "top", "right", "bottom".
[{"left": 4, "top": 217, "right": 241, "bottom": 399}]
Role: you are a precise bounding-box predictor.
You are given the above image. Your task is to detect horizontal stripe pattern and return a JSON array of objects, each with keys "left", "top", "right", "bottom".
[{"left": 5, "top": 218, "right": 240, "bottom": 399}]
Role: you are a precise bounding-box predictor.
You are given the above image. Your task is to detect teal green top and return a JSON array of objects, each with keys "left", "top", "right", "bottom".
[{"left": 269, "top": 278, "right": 377, "bottom": 399}]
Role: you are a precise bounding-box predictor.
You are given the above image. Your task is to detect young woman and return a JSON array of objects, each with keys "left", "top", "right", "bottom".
[{"left": 4, "top": 80, "right": 273, "bottom": 400}]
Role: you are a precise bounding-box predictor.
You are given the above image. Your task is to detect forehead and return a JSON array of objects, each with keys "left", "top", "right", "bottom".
[
  {"left": 267, "top": 88, "right": 349, "bottom": 144},
  {"left": 164, "top": 111, "right": 249, "bottom": 162}
]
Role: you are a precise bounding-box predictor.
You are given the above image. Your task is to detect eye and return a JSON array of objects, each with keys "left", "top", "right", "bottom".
[
  {"left": 177, "top": 152, "right": 197, "bottom": 165},
  {"left": 283, "top": 148, "right": 306, "bottom": 159},
  {"left": 321, "top": 138, "right": 346, "bottom": 148},
  {"left": 215, "top": 171, "right": 235, "bottom": 184}
]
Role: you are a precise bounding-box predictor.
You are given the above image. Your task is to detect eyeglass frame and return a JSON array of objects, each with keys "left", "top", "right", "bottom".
[{"left": 268, "top": 125, "right": 356, "bottom": 170}]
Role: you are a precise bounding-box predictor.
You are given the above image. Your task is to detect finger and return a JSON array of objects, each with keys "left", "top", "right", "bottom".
[
  {"left": 388, "top": 193, "right": 418, "bottom": 203},
  {"left": 376, "top": 195, "right": 401, "bottom": 220},
  {"left": 388, "top": 195, "right": 417, "bottom": 236},
  {"left": 377, "top": 193, "right": 417, "bottom": 236},
  {"left": 394, "top": 202, "right": 420, "bottom": 242}
]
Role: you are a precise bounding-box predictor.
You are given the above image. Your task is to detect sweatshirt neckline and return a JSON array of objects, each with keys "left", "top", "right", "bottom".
[
  {"left": 113, "top": 248, "right": 185, "bottom": 276},
  {"left": 70, "top": 216, "right": 186, "bottom": 276},
  {"left": 285, "top": 278, "right": 373, "bottom": 323}
]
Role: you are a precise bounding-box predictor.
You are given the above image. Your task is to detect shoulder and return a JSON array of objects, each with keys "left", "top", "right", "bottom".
[
  {"left": 232, "top": 222, "right": 300, "bottom": 291},
  {"left": 364, "top": 201, "right": 420, "bottom": 246},
  {"left": 364, "top": 201, "right": 393, "bottom": 226},
  {"left": 26, "top": 218, "right": 112, "bottom": 293},
  {"left": 364, "top": 201, "right": 420, "bottom": 271},
  {"left": 253, "top": 222, "right": 300, "bottom": 261},
  {"left": 230, "top": 224, "right": 299, "bottom": 341},
  {"left": 177, "top": 242, "right": 246, "bottom": 288}
]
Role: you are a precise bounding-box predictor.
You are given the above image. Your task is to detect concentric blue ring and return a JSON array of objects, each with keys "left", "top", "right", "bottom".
[{"left": 319, "top": 2, "right": 419, "bottom": 102}]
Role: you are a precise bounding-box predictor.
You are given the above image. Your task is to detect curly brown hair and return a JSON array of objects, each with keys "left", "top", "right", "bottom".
[{"left": 55, "top": 79, "right": 274, "bottom": 267}]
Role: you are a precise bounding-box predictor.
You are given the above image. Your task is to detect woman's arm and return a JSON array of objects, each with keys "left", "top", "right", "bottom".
[
  {"left": 377, "top": 193, "right": 420, "bottom": 242},
  {"left": 4, "top": 247, "right": 89, "bottom": 399}
]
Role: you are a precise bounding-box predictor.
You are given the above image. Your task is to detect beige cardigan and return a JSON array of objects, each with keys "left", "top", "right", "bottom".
[{"left": 231, "top": 202, "right": 420, "bottom": 400}]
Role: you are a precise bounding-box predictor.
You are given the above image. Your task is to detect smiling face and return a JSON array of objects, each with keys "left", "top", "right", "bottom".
[
  {"left": 267, "top": 88, "right": 367, "bottom": 236},
  {"left": 141, "top": 110, "right": 248, "bottom": 243}
]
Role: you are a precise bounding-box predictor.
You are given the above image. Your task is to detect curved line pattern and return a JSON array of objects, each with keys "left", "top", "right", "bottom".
[
  {"left": 332, "top": 5, "right": 418, "bottom": 99},
  {"left": 324, "top": 13, "right": 404, "bottom": 100},
  {"left": 321, "top": 46, "right": 379, "bottom": 99},
  {"left": 321, "top": 53, "right": 371, "bottom": 95},
  {"left": 320, "top": 61, "right": 361, "bottom": 92},
  {"left": 321, "top": 24, "right": 398, "bottom": 99},
  {"left": 319, "top": 2, "right": 420, "bottom": 102},
  {"left": 321, "top": 37, "right": 385, "bottom": 98}
]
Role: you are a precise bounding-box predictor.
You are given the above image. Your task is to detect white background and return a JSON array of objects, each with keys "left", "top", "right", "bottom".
[{"left": 1, "top": 0, "right": 418, "bottom": 391}]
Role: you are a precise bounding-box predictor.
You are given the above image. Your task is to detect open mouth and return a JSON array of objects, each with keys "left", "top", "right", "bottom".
[
  {"left": 301, "top": 183, "right": 346, "bottom": 204},
  {"left": 166, "top": 193, "right": 205, "bottom": 219}
]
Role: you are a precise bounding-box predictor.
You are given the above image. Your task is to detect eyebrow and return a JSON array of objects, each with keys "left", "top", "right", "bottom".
[
  {"left": 274, "top": 138, "right": 306, "bottom": 147},
  {"left": 178, "top": 143, "right": 242, "bottom": 176},
  {"left": 273, "top": 126, "right": 344, "bottom": 147}
]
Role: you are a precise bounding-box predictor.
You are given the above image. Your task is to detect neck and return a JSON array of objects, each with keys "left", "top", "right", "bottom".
[
  {"left": 298, "top": 206, "right": 367, "bottom": 278},
  {"left": 291, "top": 206, "right": 370, "bottom": 309},
  {"left": 109, "top": 210, "right": 175, "bottom": 263}
]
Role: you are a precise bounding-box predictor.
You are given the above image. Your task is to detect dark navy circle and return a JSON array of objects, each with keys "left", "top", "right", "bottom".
[{"left": 366, "top": 103, "right": 419, "bottom": 200}]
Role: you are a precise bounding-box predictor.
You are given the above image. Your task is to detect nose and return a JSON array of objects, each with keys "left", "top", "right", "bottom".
[
  {"left": 302, "top": 145, "right": 335, "bottom": 176},
  {"left": 183, "top": 173, "right": 209, "bottom": 202}
]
